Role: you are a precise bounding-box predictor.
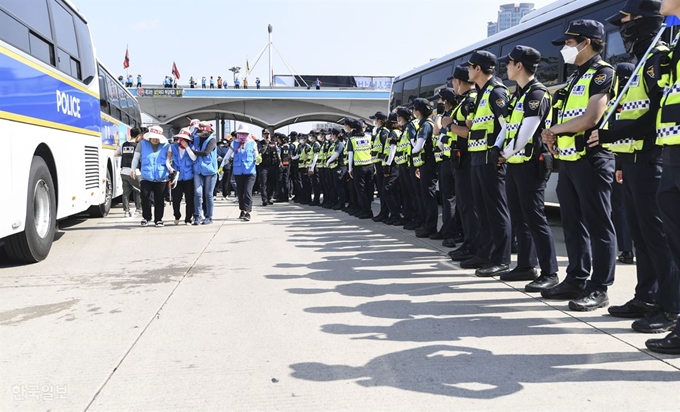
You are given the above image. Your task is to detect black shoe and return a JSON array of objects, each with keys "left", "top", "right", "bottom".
[
  {"left": 511, "top": 241, "right": 518, "bottom": 254},
  {"left": 332, "top": 204, "right": 343, "bottom": 210},
  {"left": 608, "top": 299, "right": 658, "bottom": 319},
  {"left": 262, "top": 202, "right": 268, "bottom": 206},
  {"left": 372, "top": 214, "right": 387, "bottom": 222},
  {"left": 525, "top": 273, "right": 559, "bottom": 293},
  {"left": 390, "top": 218, "right": 406, "bottom": 226},
  {"left": 442, "top": 238, "right": 457, "bottom": 248},
  {"left": 429, "top": 232, "right": 444, "bottom": 240},
  {"left": 617, "top": 251, "right": 634, "bottom": 264},
  {"left": 357, "top": 212, "right": 373, "bottom": 220},
  {"left": 632, "top": 311, "right": 680, "bottom": 333},
  {"left": 568, "top": 289, "right": 609, "bottom": 312},
  {"left": 475, "top": 263, "right": 510, "bottom": 278},
  {"left": 403, "top": 220, "right": 420, "bottom": 230},
  {"left": 268, "top": 201, "right": 274, "bottom": 205},
  {"left": 500, "top": 267, "right": 538, "bottom": 281},
  {"left": 541, "top": 280, "right": 586, "bottom": 300},
  {"left": 239, "top": 211, "right": 245, "bottom": 220},
  {"left": 460, "top": 255, "right": 489, "bottom": 269},
  {"left": 454, "top": 233, "right": 465, "bottom": 244},
  {"left": 243, "top": 212, "right": 251, "bottom": 222},
  {"left": 415, "top": 228, "right": 436, "bottom": 238},
  {"left": 645, "top": 332, "right": 680, "bottom": 354},
  {"left": 449, "top": 248, "right": 476, "bottom": 262},
  {"left": 309, "top": 201, "right": 320, "bottom": 206},
  {"left": 348, "top": 209, "right": 359, "bottom": 216}
]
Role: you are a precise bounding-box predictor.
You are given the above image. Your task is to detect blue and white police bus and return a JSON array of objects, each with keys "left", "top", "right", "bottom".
[
  {"left": 389, "top": 0, "right": 639, "bottom": 206},
  {"left": 0, "top": 0, "right": 140, "bottom": 263}
]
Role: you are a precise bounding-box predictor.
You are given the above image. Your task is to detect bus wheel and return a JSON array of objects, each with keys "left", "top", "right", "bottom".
[
  {"left": 88, "top": 168, "right": 112, "bottom": 217},
  {"left": 5, "top": 156, "right": 57, "bottom": 263}
]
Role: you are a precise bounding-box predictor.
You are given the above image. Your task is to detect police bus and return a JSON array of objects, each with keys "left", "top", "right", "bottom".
[
  {"left": 0, "top": 0, "right": 140, "bottom": 263},
  {"left": 389, "top": 0, "right": 635, "bottom": 206}
]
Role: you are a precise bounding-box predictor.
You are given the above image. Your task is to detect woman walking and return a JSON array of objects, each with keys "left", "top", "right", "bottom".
[{"left": 228, "top": 124, "right": 259, "bottom": 221}]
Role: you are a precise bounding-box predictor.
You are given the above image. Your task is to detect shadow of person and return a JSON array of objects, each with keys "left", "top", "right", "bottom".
[{"left": 290, "top": 345, "right": 678, "bottom": 400}]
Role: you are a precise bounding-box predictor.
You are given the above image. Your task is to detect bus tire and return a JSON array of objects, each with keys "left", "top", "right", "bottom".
[
  {"left": 88, "top": 167, "right": 112, "bottom": 217},
  {"left": 5, "top": 156, "right": 57, "bottom": 263}
]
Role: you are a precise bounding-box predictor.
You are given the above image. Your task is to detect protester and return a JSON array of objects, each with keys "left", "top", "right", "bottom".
[{"left": 228, "top": 124, "right": 259, "bottom": 221}]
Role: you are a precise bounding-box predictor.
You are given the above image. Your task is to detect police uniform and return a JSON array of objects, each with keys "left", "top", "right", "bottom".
[
  {"left": 497, "top": 46, "right": 559, "bottom": 288},
  {"left": 601, "top": 2, "right": 680, "bottom": 333},
  {"left": 119, "top": 136, "right": 141, "bottom": 215},
  {"left": 410, "top": 98, "right": 438, "bottom": 237},
  {"left": 259, "top": 135, "right": 280, "bottom": 206},
  {"left": 370, "top": 112, "right": 390, "bottom": 221},
  {"left": 434, "top": 88, "right": 459, "bottom": 245},
  {"left": 394, "top": 108, "right": 419, "bottom": 228},
  {"left": 298, "top": 136, "right": 312, "bottom": 204},
  {"left": 542, "top": 20, "right": 617, "bottom": 310},
  {"left": 464, "top": 51, "right": 512, "bottom": 276},
  {"left": 276, "top": 134, "right": 291, "bottom": 202},
  {"left": 327, "top": 129, "right": 347, "bottom": 209},
  {"left": 381, "top": 112, "right": 403, "bottom": 224},
  {"left": 447, "top": 65, "right": 480, "bottom": 262},
  {"left": 347, "top": 119, "right": 375, "bottom": 219},
  {"left": 308, "top": 133, "right": 322, "bottom": 205},
  {"left": 290, "top": 132, "right": 302, "bottom": 201},
  {"left": 646, "top": 15, "right": 680, "bottom": 354}
]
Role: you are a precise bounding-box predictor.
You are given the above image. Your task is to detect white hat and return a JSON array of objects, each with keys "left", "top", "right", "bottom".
[
  {"left": 189, "top": 119, "right": 200, "bottom": 128},
  {"left": 236, "top": 124, "right": 251, "bottom": 135},
  {"left": 143, "top": 125, "right": 168, "bottom": 144},
  {"left": 173, "top": 127, "right": 193, "bottom": 141}
]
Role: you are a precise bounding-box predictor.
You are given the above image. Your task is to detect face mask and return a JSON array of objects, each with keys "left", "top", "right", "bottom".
[
  {"left": 620, "top": 16, "right": 663, "bottom": 56},
  {"left": 436, "top": 103, "right": 446, "bottom": 115},
  {"left": 560, "top": 42, "right": 584, "bottom": 65}
]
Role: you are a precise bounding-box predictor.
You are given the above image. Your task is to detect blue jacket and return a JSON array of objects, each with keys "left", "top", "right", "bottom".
[
  {"left": 233, "top": 140, "right": 256, "bottom": 175},
  {"left": 140, "top": 140, "right": 170, "bottom": 182},
  {"left": 193, "top": 135, "right": 218, "bottom": 176},
  {"left": 171, "top": 143, "right": 195, "bottom": 181}
]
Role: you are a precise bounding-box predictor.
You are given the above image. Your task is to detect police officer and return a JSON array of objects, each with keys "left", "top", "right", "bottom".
[
  {"left": 540, "top": 19, "right": 616, "bottom": 311},
  {"left": 347, "top": 118, "right": 375, "bottom": 219},
  {"left": 326, "top": 128, "right": 347, "bottom": 210},
  {"left": 411, "top": 98, "right": 438, "bottom": 238},
  {"left": 322, "top": 130, "right": 336, "bottom": 209},
  {"left": 381, "top": 112, "right": 403, "bottom": 225},
  {"left": 395, "top": 107, "right": 419, "bottom": 229},
  {"left": 594, "top": 0, "right": 680, "bottom": 333},
  {"left": 342, "top": 122, "right": 360, "bottom": 215},
  {"left": 462, "top": 50, "right": 512, "bottom": 277},
  {"left": 434, "top": 88, "right": 459, "bottom": 247},
  {"left": 308, "top": 131, "right": 322, "bottom": 206},
  {"left": 497, "top": 45, "right": 559, "bottom": 290},
  {"left": 298, "top": 134, "right": 312, "bottom": 204},
  {"left": 317, "top": 130, "right": 329, "bottom": 207},
  {"left": 645, "top": 0, "right": 680, "bottom": 355},
  {"left": 116, "top": 127, "right": 143, "bottom": 217},
  {"left": 275, "top": 133, "right": 291, "bottom": 202},
  {"left": 445, "top": 65, "right": 480, "bottom": 262},
  {"left": 290, "top": 132, "right": 302, "bottom": 202},
  {"left": 259, "top": 131, "right": 280, "bottom": 206},
  {"left": 370, "top": 112, "right": 390, "bottom": 222}
]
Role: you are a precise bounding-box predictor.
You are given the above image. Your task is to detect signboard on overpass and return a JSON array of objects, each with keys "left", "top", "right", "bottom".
[{"left": 137, "top": 88, "right": 184, "bottom": 97}]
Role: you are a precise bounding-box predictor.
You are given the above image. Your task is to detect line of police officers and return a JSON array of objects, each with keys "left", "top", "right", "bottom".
[{"left": 269, "top": 0, "right": 680, "bottom": 355}]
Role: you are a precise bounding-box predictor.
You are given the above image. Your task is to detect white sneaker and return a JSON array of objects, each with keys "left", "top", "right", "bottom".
[{"left": 174, "top": 219, "right": 180, "bottom": 225}]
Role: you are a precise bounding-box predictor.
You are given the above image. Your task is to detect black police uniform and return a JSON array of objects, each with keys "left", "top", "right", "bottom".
[
  {"left": 348, "top": 130, "right": 375, "bottom": 218},
  {"left": 383, "top": 127, "right": 402, "bottom": 221},
  {"left": 276, "top": 138, "right": 291, "bottom": 201},
  {"left": 259, "top": 140, "right": 280, "bottom": 205},
  {"left": 434, "top": 96, "right": 458, "bottom": 241},
  {"left": 309, "top": 138, "right": 322, "bottom": 205}
]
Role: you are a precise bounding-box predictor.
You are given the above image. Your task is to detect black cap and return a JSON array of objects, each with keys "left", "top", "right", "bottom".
[
  {"left": 344, "top": 118, "right": 363, "bottom": 129},
  {"left": 607, "top": 0, "right": 661, "bottom": 26},
  {"left": 498, "top": 45, "right": 542, "bottom": 69},
  {"left": 369, "top": 111, "right": 388, "bottom": 121},
  {"left": 396, "top": 106, "right": 411, "bottom": 120},
  {"left": 330, "top": 128, "right": 341, "bottom": 136},
  {"left": 412, "top": 97, "right": 432, "bottom": 113},
  {"left": 319, "top": 129, "right": 327, "bottom": 134},
  {"left": 468, "top": 50, "right": 497, "bottom": 70},
  {"left": 387, "top": 112, "right": 398, "bottom": 123},
  {"left": 615, "top": 62, "right": 636, "bottom": 80},
  {"left": 289, "top": 131, "right": 298, "bottom": 137},
  {"left": 452, "top": 65, "right": 471, "bottom": 82},
  {"left": 552, "top": 19, "right": 605, "bottom": 45},
  {"left": 438, "top": 88, "right": 457, "bottom": 103}
]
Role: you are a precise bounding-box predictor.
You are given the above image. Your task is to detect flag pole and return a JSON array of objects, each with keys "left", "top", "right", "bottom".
[{"left": 599, "top": 24, "right": 668, "bottom": 128}]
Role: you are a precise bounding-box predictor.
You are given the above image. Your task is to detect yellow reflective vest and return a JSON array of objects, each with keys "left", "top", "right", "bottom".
[
  {"left": 504, "top": 82, "right": 551, "bottom": 164},
  {"left": 371, "top": 127, "right": 388, "bottom": 164},
  {"left": 468, "top": 79, "right": 508, "bottom": 152},
  {"left": 657, "top": 34, "right": 680, "bottom": 146},
  {"left": 412, "top": 119, "right": 434, "bottom": 168},
  {"left": 351, "top": 135, "right": 373, "bottom": 166},
  {"left": 395, "top": 121, "right": 416, "bottom": 166},
  {"left": 382, "top": 130, "right": 401, "bottom": 166}
]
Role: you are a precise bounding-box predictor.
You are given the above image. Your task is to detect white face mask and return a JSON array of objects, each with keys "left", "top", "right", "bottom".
[
  {"left": 397, "top": 120, "right": 405, "bottom": 127},
  {"left": 560, "top": 42, "right": 584, "bottom": 65}
]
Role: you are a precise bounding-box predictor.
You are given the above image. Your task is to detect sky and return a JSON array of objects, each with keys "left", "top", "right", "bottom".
[{"left": 75, "top": 0, "right": 556, "bottom": 133}]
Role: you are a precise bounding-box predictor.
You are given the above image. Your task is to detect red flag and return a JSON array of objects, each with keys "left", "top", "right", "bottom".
[
  {"left": 123, "top": 46, "right": 130, "bottom": 69},
  {"left": 172, "top": 61, "right": 180, "bottom": 79}
]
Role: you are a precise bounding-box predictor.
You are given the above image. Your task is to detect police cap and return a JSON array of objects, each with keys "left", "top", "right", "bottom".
[
  {"left": 468, "top": 50, "right": 497, "bottom": 71},
  {"left": 498, "top": 45, "right": 541, "bottom": 69},
  {"left": 330, "top": 128, "right": 342, "bottom": 136},
  {"left": 607, "top": 0, "right": 661, "bottom": 26},
  {"left": 343, "top": 118, "right": 363, "bottom": 130},
  {"left": 552, "top": 19, "right": 605, "bottom": 45},
  {"left": 437, "top": 88, "right": 457, "bottom": 104},
  {"left": 396, "top": 106, "right": 411, "bottom": 120},
  {"left": 369, "top": 111, "right": 388, "bottom": 121},
  {"left": 387, "top": 112, "right": 399, "bottom": 123},
  {"left": 411, "top": 97, "right": 433, "bottom": 113},
  {"left": 452, "top": 65, "right": 472, "bottom": 83}
]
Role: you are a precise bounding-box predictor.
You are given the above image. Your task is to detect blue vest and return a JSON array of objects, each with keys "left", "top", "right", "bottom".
[
  {"left": 233, "top": 140, "right": 256, "bottom": 175},
  {"left": 202, "top": 78, "right": 206, "bottom": 85},
  {"left": 171, "top": 144, "right": 195, "bottom": 181},
  {"left": 140, "top": 140, "right": 170, "bottom": 182},
  {"left": 193, "top": 135, "right": 218, "bottom": 175},
  {"left": 137, "top": 76, "right": 142, "bottom": 83}
]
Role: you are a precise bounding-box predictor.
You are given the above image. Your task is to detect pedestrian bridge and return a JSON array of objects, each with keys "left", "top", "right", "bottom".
[{"left": 130, "top": 87, "right": 390, "bottom": 131}]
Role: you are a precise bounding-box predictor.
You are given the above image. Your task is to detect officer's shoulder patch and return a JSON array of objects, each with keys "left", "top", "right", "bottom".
[
  {"left": 593, "top": 73, "right": 608, "bottom": 85},
  {"left": 495, "top": 98, "right": 506, "bottom": 108},
  {"left": 646, "top": 65, "right": 655, "bottom": 79},
  {"left": 527, "top": 100, "right": 540, "bottom": 111}
]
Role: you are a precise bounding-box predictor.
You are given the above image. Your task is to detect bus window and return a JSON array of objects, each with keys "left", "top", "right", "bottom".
[
  {"left": 419, "top": 65, "right": 452, "bottom": 98},
  {"left": 391, "top": 81, "right": 403, "bottom": 110},
  {"left": 29, "top": 32, "right": 54, "bottom": 66},
  {"left": 403, "top": 77, "right": 420, "bottom": 105},
  {"left": 1, "top": 0, "right": 52, "bottom": 40},
  {"left": 0, "top": 10, "right": 30, "bottom": 53},
  {"left": 499, "top": 23, "right": 562, "bottom": 87},
  {"left": 75, "top": 19, "right": 95, "bottom": 84},
  {"left": 605, "top": 30, "right": 632, "bottom": 68},
  {"left": 51, "top": 1, "right": 78, "bottom": 58}
]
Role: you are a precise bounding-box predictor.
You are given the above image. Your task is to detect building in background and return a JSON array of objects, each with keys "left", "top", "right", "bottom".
[{"left": 487, "top": 3, "right": 535, "bottom": 37}]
